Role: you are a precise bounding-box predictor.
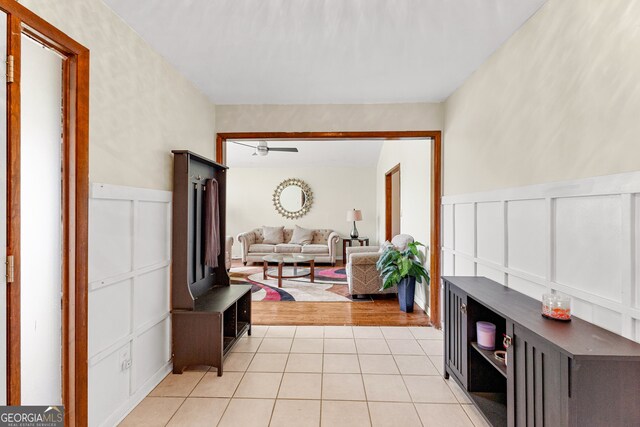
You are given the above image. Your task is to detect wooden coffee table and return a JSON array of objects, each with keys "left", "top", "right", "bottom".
[{"left": 262, "top": 254, "right": 315, "bottom": 288}]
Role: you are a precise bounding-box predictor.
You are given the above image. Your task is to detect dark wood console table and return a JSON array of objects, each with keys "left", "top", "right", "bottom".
[{"left": 443, "top": 276, "right": 640, "bottom": 427}]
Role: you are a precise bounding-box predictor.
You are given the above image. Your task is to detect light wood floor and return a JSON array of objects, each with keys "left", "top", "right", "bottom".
[{"left": 234, "top": 260, "right": 431, "bottom": 326}]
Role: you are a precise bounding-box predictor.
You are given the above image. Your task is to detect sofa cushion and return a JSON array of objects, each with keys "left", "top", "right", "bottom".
[
  {"left": 311, "top": 229, "right": 332, "bottom": 244},
  {"left": 262, "top": 226, "right": 284, "bottom": 244},
  {"left": 253, "top": 228, "right": 265, "bottom": 243},
  {"left": 275, "top": 244, "right": 302, "bottom": 253},
  {"left": 301, "top": 244, "right": 330, "bottom": 255},
  {"left": 290, "top": 225, "right": 314, "bottom": 245},
  {"left": 249, "top": 244, "right": 275, "bottom": 253}
]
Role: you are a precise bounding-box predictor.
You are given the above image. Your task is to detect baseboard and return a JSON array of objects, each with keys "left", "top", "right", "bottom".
[{"left": 99, "top": 362, "right": 172, "bottom": 427}]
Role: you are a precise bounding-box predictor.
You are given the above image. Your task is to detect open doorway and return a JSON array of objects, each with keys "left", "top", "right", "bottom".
[
  {"left": 385, "top": 164, "right": 401, "bottom": 241},
  {"left": 216, "top": 131, "right": 442, "bottom": 328}
]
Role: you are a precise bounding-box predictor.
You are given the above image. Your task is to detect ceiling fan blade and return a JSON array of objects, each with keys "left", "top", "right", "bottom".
[
  {"left": 231, "top": 140, "right": 257, "bottom": 149},
  {"left": 267, "top": 147, "right": 299, "bottom": 152}
]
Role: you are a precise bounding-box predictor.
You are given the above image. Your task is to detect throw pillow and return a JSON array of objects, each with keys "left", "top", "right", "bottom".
[
  {"left": 378, "top": 241, "right": 395, "bottom": 253},
  {"left": 262, "top": 226, "right": 284, "bottom": 244},
  {"left": 290, "top": 225, "right": 314, "bottom": 245}
]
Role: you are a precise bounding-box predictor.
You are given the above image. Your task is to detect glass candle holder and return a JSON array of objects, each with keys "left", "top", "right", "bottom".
[{"left": 542, "top": 293, "right": 571, "bottom": 321}]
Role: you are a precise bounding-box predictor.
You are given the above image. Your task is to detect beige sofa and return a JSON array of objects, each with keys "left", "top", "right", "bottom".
[
  {"left": 237, "top": 228, "right": 340, "bottom": 265},
  {"left": 345, "top": 234, "right": 414, "bottom": 297}
]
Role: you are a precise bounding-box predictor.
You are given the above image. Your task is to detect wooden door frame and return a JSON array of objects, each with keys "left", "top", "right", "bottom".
[
  {"left": 2, "top": 1, "right": 89, "bottom": 425},
  {"left": 216, "top": 131, "right": 443, "bottom": 327},
  {"left": 384, "top": 163, "right": 401, "bottom": 241}
]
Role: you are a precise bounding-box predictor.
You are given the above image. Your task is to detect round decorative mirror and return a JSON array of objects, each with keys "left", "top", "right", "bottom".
[{"left": 273, "top": 178, "right": 313, "bottom": 219}]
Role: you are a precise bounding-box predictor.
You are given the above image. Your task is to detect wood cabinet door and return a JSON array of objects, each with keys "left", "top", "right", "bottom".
[
  {"left": 444, "top": 281, "right": 468, "bottom": 387},
  {"left": 507, "top": 322, "right": 569, "bottom": 427}
]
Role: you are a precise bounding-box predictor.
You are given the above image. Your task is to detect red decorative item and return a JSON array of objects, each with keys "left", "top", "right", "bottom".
[{"left": 542, "top": 293, "right": 571, "bottom": 321}]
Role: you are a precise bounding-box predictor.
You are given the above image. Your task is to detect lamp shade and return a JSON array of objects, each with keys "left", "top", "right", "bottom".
[{"left": 347, "top": 209, "right": 363, "bottom": 222}]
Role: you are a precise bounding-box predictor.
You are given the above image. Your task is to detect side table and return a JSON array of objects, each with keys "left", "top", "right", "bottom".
[{"left": 342, "top": 237, "right": 370, "bottom": 265}]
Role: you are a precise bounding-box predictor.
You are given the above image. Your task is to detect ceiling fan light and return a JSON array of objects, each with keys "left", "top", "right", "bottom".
[{"left": 257, "top": 148, "right": 268, "bottom": 156}]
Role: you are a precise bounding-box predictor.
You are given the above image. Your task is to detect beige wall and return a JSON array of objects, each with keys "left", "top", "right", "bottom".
[
  {"left": 216, "top": 103, "right": 443, "bottom": 133},
  {"left": 376, "top": 139, "right": 431, "bottom": 309},
  {"left": 444, "top": 0, "right": 640, "bottom": 196},
  {"left": 22, "top": 0, "right": 217, "bottom": 191},
  {"left": 227, "top": 167, "right": 377, "bottom": 259}
]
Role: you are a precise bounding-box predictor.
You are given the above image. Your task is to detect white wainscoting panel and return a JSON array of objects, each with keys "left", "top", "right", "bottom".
[
  {"left": 455, "top": 256, "right": 476, "bottom": 276},
  {"left": 477, "top": 202, "right": 503, "bottom": 265},
  {"left": 454, "top": 203, "right": 475, "bottom": 256},
  {"left": 88, "top": 183, "right": 172, "bottom": 427},
  {"left": 476, "top": 264, "right": 505, "bottom": 286},
  {"left": 88, "top": 278, "right": 132, "bottom": 357},
  {"left": 555, "top": 196, "right": 622, "bottom": 302},
  {"left": 442, "top": 171, "right": 640, "bottom": 344},
  {"left": 507, "top": 199, "right": 546, "bottom": 278},
  {"left": 443, "top": 204, "right": 454, "bottom": 249},
  {"left": 89, "top": 199, "right": 133, "bottom": 282}
]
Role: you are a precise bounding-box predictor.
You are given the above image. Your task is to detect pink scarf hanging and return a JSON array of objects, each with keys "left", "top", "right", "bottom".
[{"left": 204, "top": 178, "right": 220, "bottom": 267}]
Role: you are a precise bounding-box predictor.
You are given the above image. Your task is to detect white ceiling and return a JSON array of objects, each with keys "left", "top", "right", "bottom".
[
  {"left": 226, "top": 139, "right": 390, "bottom": 168},
  {"left": 103, "top": 0, "right": 545, "bottom": 104}
]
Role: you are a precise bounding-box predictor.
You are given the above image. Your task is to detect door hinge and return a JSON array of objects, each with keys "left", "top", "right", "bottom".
[
  {"left": 6, "top": 55, "right": 14, "bottom": 83},
  {"left": 6, "top": 255, "right": 14, "bottom": 283}
]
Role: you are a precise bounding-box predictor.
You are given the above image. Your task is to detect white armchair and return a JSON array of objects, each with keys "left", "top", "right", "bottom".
[
  {"left": 345, "top": 234, "right": 414, "bottom": 297},
  {"left": 225, "top": 236, "right": 233, "bottom": 271}
]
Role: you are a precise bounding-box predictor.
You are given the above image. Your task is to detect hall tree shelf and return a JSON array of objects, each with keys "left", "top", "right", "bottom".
[
  {"left": 443, "top": 276, "right": 640, "bottom": 427},
  {"left": 171, "top": 150, "right": 252, "bottom": 376}
]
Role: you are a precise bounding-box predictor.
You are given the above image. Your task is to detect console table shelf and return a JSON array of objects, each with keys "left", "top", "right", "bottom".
[
  {"left": 444, "top": 276, "right": 640, "bottom": 427},
  {"left": 470, "top": 342, "right": 506, "bottom": 378},
  {"left": 469, "top": 392, "right": 507, "bottom": 427}
]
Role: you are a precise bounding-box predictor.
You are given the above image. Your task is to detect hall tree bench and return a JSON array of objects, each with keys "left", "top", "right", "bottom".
[
  {"left": 443, "top": 276, "right": 640, "bottom": 427},
  {"left": 172, "top": 286, "right": 251, "bottom": 376},
  {"left": 170, "top": 150, "right": 252, "bottom": 376}
]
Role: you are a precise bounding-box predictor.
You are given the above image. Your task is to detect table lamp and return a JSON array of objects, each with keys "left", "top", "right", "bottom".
[{"left": 346, "top": 209, "right": 362, "bottom": 238}]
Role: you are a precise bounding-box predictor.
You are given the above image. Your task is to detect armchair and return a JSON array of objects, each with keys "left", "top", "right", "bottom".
[
  {"left": 345, "top": 234, "right": 414, "bottom": 297},
  {"left": 225, "top": 236, "right": 233, "bottom": 271}
]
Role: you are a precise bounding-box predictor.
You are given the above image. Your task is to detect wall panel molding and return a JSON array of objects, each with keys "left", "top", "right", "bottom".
[
  {"left": 442, "top": 171, "right": 640, "bottom": 342},
  {"left": 88, "top": 183, "right": 172, "bottom": 427}
]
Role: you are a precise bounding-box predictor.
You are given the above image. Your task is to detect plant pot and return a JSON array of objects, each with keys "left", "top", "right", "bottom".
[{"left": 397, "top": 277, "right": 416, "bottom": 313}]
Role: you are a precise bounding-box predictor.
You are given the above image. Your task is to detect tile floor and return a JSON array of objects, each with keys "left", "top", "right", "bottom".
[{"left": 119, "top": 326, "right": 490, "bottom": 427}]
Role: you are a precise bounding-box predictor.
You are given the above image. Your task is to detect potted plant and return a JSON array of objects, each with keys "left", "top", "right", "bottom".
[{"left": 376, "top": 241, "right": 430, "bottom": 313}]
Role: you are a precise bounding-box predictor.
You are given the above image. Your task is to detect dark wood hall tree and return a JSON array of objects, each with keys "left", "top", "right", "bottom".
[{"left": 171, "top": 150, "right": 251, "bottom": 376}]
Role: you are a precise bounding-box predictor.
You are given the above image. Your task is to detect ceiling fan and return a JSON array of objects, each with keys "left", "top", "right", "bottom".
[{"left": 231, "top": 140, "right": 299, "bottom": 156}]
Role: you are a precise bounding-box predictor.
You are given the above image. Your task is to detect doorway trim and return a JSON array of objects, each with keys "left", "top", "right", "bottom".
[
  {"left": 216, "top": 131, "right": 443, "bottom": 327},
  {"left": 1, "top": 1, "right": 89, "bottom": 424},
  {"left": 384, "top": 163, "right": 401, "bottom": 241}
]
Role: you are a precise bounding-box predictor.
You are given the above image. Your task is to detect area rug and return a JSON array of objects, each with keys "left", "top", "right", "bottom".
[{"left": 229, "top": 265, "right": 372, "bottom": 302}]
